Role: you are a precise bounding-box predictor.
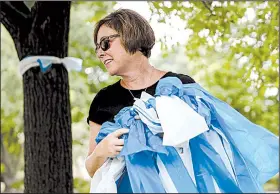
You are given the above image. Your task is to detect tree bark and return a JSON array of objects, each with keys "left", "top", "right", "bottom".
[
  {"left": 1, "top": 2, "right": 73, "bottom": 193},
  {"left": 23, "top": 65, "right": 72, "bottom": 193}
]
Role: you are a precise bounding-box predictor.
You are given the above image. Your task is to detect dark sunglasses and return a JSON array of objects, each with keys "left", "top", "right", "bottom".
[{"left": 95, "top": 34, "right": 120, "bottom": 54}]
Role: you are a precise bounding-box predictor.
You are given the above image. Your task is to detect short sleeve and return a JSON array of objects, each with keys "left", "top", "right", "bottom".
[
  {"left": 87, "top": 92, "right": 100, "bottom": 125},
  {"left": 87, "top": 89, "right": 110, "bottom": 125},
  {"left": 177, "top": 73, "right": 196, "bottom": 84}
]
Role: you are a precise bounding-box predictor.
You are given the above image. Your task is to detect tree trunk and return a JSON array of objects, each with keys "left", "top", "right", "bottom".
[
  {"left": 23, "top": 65, "right": 72, "bottom": 193},
  {"left": 0, "top": 2, "right": 73, "bottom": 193}
]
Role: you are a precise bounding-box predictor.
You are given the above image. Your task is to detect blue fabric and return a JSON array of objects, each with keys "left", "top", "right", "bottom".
[
  {"left": 116, "top": 168, "right": 133, "bottom": 193},
  {"left": 158, "top": 146, "right": 198, "bottom": 193},
  {"left": 95, "top": 77, "right": 279, "bottom": 193},
  {"left": 96, "top": 108, "right": 193, "bottom": 193},
  {"left": 156, "top": 77, "right": 279, "bottom": 192}
]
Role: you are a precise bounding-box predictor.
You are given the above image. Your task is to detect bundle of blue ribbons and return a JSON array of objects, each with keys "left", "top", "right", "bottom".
[{"left": 95, "top": 77, "right": 279, "bottom": 193}]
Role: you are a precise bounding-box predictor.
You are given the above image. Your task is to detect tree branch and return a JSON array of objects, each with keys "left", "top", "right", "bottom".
[
  {"left": 31, "top": 1, "right": 71, "bottom": 27},
  {"left": 202, "top": 1, "right": 216, "bottom": 16},
  {"left": 29, "top": 1, "right": 71, "bottom": 57},
  {"left": 0, "top": 1, "right": 31, "bottom": 39}
]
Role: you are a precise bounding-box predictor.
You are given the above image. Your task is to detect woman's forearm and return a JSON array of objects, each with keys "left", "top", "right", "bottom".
[{"left": 85, "top": 148, "right": 108, "bottom": 178}]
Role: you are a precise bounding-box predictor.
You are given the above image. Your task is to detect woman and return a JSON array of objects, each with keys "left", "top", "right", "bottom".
[
  {"left": 85, "top": 8, "right": 278, "bottom": 193},
  {"left": 85, "top": 9, "right": 195, "bottom": 178}
]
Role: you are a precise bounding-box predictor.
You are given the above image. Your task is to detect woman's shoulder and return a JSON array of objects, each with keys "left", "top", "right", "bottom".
[
  {"left": 94, "top": 80, "right": 122, "bottom": 99},
  {"left": 162, "top": 71, "right": 196, "bottom": 84},
  {"left": 87, "top": 80, "right": 123, "bottom": 125}
]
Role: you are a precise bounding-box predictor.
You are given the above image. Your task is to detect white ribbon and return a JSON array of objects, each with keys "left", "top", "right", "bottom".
[
  {"left": 90, "top": 157, "right": 125, "bottom": 193},
  {"left": 133, "top": 91, "right": 163, "bottom": 135},
  {"left": 133, "top": 92, "right": 210, "bottom": 147},
  {"left": 156, "top": 95, "right": 209, "bottom": 146},
  {"left": 19, "top": 56, "right": 83, "bottom": 75}
]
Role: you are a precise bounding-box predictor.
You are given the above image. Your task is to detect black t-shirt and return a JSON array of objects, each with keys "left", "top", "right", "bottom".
[{"left": 87, "top": 72, "right": 195, "bottom": 125}]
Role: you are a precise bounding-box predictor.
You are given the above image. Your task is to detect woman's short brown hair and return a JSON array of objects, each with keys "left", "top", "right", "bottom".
[{"left": 93, "top": 9, "right": 155, "bottom": 58}]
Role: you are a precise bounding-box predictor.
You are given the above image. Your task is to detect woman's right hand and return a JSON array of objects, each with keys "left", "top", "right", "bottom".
[{"left": 95, "top": 128, "right": 129, "bottom": 158}]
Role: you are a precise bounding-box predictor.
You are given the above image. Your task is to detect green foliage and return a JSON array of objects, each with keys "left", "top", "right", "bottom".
[
  {"left": 149, "top": 0, "right": 279, "bottom": 133},
  {"left": 1, "top": 163, "right": 5, "bottom": 173},
  {"left": 1, "top": 26, "right": 24, "bottom": 192},
  {"left": 10, "top": 179, "right": 24, "bottom": 190},
  {"left": 73, "top": 177, "right": 90, "bottom": 193}
]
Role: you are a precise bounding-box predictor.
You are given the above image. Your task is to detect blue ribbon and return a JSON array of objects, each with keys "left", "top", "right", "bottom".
[
  {"left": 95, "top": 77, "right": 279, "bottom": 193},
  {"left": 156, "top": 77, "right": 279, "bottom": 192},
  {"left": 37, "top": 59, "right": 52, "bottom": 73},
  {"left": 96, "top": 107, "right": 193, "bottom": 193}
]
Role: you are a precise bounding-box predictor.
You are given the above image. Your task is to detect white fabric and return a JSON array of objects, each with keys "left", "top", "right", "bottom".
[
  {"left": 156, "top": 95, "right": 209, "bottom": 146},
  {"left": 133, "top": 91, "right": 162, "bottom": 135},
  {"left": 157, "top": 155, "right": 178, "bottom": 193},
  {"left": 212, "top": 126, "right": 235, "bottom": 175},
  {"left": 19, "top": 56, "right": 83, "bottom": 75},
  {"left": 140, "top": 90, "right": 153, "bottom": 100},
  {"left": 90, "top": 157, "right": 125, "bottom": 193},
  {"left": 212, "top": 177, "right": 222, "bottom": 193}
]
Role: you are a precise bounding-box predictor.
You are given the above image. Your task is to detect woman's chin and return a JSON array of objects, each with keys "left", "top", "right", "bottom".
[{"left": 106, "top": 68, "right": 117, "bottom": 76}]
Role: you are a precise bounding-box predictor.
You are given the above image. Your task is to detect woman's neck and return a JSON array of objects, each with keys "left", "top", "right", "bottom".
[
  {"left": 121, "top": 64, "right": 155, "bottom": 90},
  {"left": 120, "top": 55, "right": 166, "bottom": 90}
]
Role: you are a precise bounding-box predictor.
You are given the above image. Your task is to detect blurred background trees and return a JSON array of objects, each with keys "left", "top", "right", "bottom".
[{"left": 1, "top": 1, "right": 278, "bottom": 192}]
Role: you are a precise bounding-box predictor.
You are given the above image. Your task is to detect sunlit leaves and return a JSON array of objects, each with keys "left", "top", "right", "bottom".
[{"left": 149, "top": 0, "right": 278, "bottom": 131}]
